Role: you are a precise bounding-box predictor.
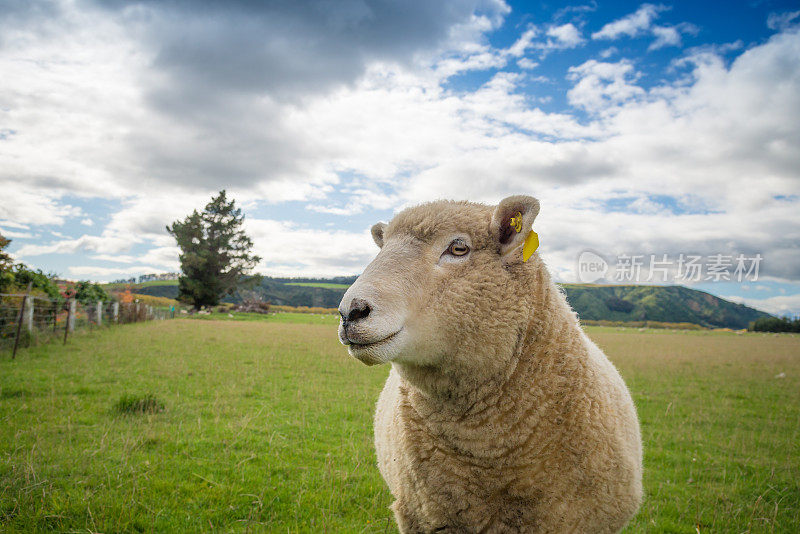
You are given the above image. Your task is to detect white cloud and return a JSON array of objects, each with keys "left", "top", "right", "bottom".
[
  {"left": 0, "top": 227, "right": 36, "bottom": 239},
  {"left": 245, "top": 219, "right": 377, "bottom": 277},
  {"left": 650, "top": 25, "right": 681, "bottom": 49},
  {"left": 725, "top": 294, "right": 800, "bottom": 317},
  {"left": 650, "top": 23, "right": 698, "bottom": 50},
  {"left": 0, "top": 221, "right": 30, "bottom": 230},
  {"left": 517, "top": 58, "right": 539, "bottom": 70},
  {"left": 15, "top": 234, "right": 132, "bottom": 257},
  {"left": 67, "top": 265, "right": 167, "bottom": 280},
  {"left": 0, "top": 188, "right": 83, "bottom": 226},
  {"left": 435, "top": 50, "right": 507, "bottom": 78},
  {"left": 567, "top": 59, "right": 644, "bottom": 112},
  {"left": 506, "top": 27, "right": 538, "bottom": 57},
  {"left": 547, "top": 23, "right": 584, "bottom": 47},
  {"left": 599, "top": 46, "right": 618, "bottom": 58},
  {"left": 80, "top": 218, "right": 94, "bottom": 226},
  {"left": 504, "top": 23, "right": 584, "bottom": 60},
  {"left": 592, "top": 4, "right": 668, "bottom": 40},
  {"left": 590, "top": 4, "right": 695, "bottom": 51},
  {"left": 767, "top": 10, "right": 800, "bottom": 31}
]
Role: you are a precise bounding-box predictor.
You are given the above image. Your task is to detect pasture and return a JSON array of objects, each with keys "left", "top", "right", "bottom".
[{"left": 1, "top": 316, "right": 798, "bottom": 532}]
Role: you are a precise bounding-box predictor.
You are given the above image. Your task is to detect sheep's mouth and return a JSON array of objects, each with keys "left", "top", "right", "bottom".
[{"left": 348, "top": 328, "right": 401, "bottom": 349}]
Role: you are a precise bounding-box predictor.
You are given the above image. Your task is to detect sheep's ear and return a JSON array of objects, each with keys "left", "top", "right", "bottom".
[
  {"left": 371, "top": 222, "right": 387, "bottom": 248},
  {"left": 490, "top": 195, "right": 540, "bottom": 258}
]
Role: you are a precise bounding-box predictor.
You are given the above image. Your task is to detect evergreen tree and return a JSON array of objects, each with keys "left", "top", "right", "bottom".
[{"left": 167, "top": 191, "right": 261, "bottom": 309}]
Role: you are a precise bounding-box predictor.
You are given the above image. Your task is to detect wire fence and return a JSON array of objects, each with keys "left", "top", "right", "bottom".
[{"left": 0, "top": 292, "right": 176, "bottom": 358}]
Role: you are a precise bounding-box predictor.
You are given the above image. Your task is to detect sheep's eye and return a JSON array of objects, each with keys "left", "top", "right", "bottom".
[{"left": 447, "top": 239, "right": 470, "bottom": 256}]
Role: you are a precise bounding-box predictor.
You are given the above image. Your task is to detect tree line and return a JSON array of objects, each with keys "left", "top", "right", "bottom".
[{"left": 749, "top": 316, "right": 800, "bottom": 333}]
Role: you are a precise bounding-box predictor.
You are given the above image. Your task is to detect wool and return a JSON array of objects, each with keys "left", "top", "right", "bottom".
[{"left": 340, "top": 196, "right": 643, "bottom": 533}]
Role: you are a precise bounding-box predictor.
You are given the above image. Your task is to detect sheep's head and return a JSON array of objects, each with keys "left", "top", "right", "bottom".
[{"left": 338, "top": 195, "right": 541, "bottom": 369}]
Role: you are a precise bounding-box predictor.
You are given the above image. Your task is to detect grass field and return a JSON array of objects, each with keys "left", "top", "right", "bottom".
[{"left": 1, "top": 316, "right": 799, "bottom": 532}]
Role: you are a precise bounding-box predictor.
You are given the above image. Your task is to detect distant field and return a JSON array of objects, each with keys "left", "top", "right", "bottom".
[
  {"left": 1, "top": 318, "right": 798, "bottom": 532},
  {"left": 284, "top": 282, "right": 351, "bottom": 290}
]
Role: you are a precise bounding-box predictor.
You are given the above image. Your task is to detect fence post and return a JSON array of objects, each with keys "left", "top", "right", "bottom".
[
  {"left": 24, "top": 297, "right": 34, "bottom": 332},
  {"left": 96, "top": 300, "right": 103, "bottom": 326},
  {"left": 63, "top": 298, "right": 71, "bottom": 345},
  {"left": 113, "top": 301, "right": 119, "bottom": 324},
  {"left": 68, "top": 299, "right": 76, "bottom": 332},
  {"left": 12, "top": 282, "right": 33, "bottom": 359}
]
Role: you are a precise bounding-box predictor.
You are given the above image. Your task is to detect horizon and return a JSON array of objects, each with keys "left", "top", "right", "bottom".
[{"left": 1, "top": 0, "right": 799, "bottom": 317}]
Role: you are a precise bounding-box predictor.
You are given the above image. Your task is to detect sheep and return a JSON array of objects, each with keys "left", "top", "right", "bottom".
[{"left": 338, "top": 195, "right": 643, "bottom": 533}]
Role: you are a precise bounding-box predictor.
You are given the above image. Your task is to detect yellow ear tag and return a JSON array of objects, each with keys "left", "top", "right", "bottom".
[
  {"left": 509, "top": 212, "right": 523, "bottom": 233},
  {"left": 522, "top": 230, "right": 539, "bottom": 262},
  {"left": 509, "top": 212, "right": 539, "bottom": 262}
]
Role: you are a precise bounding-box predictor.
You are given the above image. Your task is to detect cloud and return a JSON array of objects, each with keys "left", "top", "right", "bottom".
[
  {"left": 591, "top": 5, "right": 697, "bottom": 51},
  {"left": 504, "top": 23, "right": 584, "bottom": 59},
  {"left": 567, "top": 59, "right": 644, "bottom": 112},
  {"left": 245, "top": 219, "right": 377, "bottom": 277},
  {"left": 0, "top": 227, "right": 36, "bottom": 239},
  {"left": 80, "top": 218, "right": 93, "bottom": 226},
  {"left": 547, "top": 23, "right": 584, "bottom": 47},
  {"left": 0, "top": 0, "right": 512, "bottom": 203},
  {"left": 67, "top": 264, "right": 167, "bottom": 280},
  {"left": 506, "top": 27, "right": 538, "bottom": 57},
  {"left": 15, "top": 234, "right": 132, "bottom": 257},
  {"left": 97, "top": 0, "right": 510, "bottom": 100},
  {"left": 767, "top": 10, "right": 800, "bottom": 31},
  {"left": 591, "top": 3, "right": 668, "bottom": 40},
  {"left": 725, "top": 293, "right": 800, "bottom": 317},
  {"left": 0, "top": 188, "right": 83, "bottom": 226},
  {"left": 649, "top": 23, "right": 698, "bottom": 50}
]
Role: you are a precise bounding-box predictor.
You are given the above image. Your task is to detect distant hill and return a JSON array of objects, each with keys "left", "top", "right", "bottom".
[
  {"left": 125, "top": 276, "right": 770, "bottom": 329},
  {"left": 559, "top": 284, "right": 770, "bottom": 330}
]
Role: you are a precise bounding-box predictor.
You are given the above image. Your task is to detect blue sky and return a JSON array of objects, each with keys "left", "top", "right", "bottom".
[{"left": 1, "top": 0, "right": 799, "bottom": 316}]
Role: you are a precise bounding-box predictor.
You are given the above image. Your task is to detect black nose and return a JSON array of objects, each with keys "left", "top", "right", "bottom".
[{"left": 345, "top": 298, "right": 371, "bottom": 323}]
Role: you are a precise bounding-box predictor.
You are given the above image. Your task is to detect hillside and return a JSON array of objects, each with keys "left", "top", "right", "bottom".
[
  {"left": 123, "top": 277, "right": 770, "bottom": 329},
  {"left": 559, "top": 284, "right": 770, "bottom": 329}
]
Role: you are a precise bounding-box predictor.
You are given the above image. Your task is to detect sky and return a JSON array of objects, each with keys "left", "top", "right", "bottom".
[{"left": 1, "top": 0, "right": 799, "bottom": 316}]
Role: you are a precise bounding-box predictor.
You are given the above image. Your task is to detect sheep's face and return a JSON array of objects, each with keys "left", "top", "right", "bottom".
[{"left": 338, "top": 195, "right": 540, "bottom": 367}]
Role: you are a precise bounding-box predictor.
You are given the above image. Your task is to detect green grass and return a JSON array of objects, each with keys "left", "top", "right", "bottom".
[
  {"left": 1, "top": 320, "right": 798, "bottom": 532},
  {"left": 284, "top": 282, "right": 351, "bottom": 290},
  {"left": 186, "top": 311, "right": 340, "bottom": 325}
]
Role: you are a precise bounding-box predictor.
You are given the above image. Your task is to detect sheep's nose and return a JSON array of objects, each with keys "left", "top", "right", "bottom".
[{"left": 344, "top": 298, "right": 371, "bottom": 323}]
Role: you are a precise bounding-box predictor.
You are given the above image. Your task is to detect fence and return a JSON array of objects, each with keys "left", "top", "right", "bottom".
[{"left": 0, "top": 292, "right": 175, "bottom": 358}]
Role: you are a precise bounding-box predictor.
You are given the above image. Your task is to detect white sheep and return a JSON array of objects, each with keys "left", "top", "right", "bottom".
[{"left": 338, "top": 195, "right": 642, "bottom": 533}]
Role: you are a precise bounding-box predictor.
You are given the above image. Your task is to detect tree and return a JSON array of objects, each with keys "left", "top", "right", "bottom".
[
  {"left": 0, "top": 233, "right": 12, "bottom": 271},
  {"left": 167, "top": 190, "right": 261, "bottom": 309},
  {"left": 0, "top": 234, "right": 13, "bottom": 292},
  {"left": 0, "top": 235, "right": 63, "bottom": 299}
]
